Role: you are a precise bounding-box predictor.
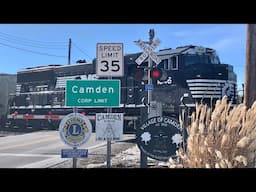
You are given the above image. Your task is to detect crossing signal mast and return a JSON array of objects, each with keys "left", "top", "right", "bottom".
[
  {"left": 134, "top": 29, "right": 163, "bottom": 168},
  {"left": 134, "top": 29, "right": 162, "bottom": 115}
]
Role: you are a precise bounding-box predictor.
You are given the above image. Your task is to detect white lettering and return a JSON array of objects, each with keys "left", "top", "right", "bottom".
[
  {"left": 86, "top": 87, "right": 94, "bottom": 93},
  {"left": 72, "top": 86, "right": 115, "bottom": 94},
  {"left": 96, "top": 86, "right": 101, "bottom": 93},
  {"left": 94, "top": 98, "right": 107, "bottom": 103},
  {"left": 78, "top": 98, "right": 92, "bottom": 103},
  {"left": 108, "top": 87, "right": 114, "bottom": 93},
  {"left": 102, "top": 87, "right": 107, "bottom": 93},
  {"left": 71, "top": 124, "right": 79, "bottom": 135},
  {"left": 72, "top": 86, "right": 78, "bottom": 93}
]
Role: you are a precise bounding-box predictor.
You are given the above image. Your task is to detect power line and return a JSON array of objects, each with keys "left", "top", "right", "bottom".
[
  {"left": 0, "top": 31, "right": 67, "bottom": 45},
  {"left": 72, "top": 41, "right": 93, "bottom": 60},
  {"left": 0, "top": 36, "right": 67, "bottom": 49},
  {"left": 0, "top": 42, "right": 67, "bottom": 58}
]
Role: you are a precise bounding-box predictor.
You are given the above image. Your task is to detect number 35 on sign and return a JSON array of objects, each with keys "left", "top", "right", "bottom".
[{"left": 96, "top": 43, "right": 124, "bottom": 77}]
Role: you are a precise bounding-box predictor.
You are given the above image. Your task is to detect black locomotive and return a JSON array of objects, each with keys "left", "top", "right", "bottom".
[{"left": 2, "top": 45, "right": 237, "bottom": 132}]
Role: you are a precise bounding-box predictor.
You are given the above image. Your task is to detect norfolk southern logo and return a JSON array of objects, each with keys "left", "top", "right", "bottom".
[{"left": 59, "top": 113, "right": 92, "bottom": 147}]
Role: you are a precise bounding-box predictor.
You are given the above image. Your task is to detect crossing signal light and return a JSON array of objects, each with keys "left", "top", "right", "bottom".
[
  {"left": 127, "top": 77, "right": 135, "bottom": 104},
  {"left": 132, "top": 67, "right": 144, "bottom": 81},
  {"left": 150, "top": 67, "right": 162, "bottom": 80}
]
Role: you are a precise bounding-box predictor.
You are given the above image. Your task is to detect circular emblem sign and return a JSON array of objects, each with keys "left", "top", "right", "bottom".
[
  {"left": 59, "top": 113, "right": 92, "bottom": 147},
  {"left": 136, "top": 116, "right": 185, "bottom": 161}
]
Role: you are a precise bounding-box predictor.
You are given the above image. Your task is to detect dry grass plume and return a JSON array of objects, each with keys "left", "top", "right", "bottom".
[{"left": 170, "top": 96, "right": 256, "bottom": 168}]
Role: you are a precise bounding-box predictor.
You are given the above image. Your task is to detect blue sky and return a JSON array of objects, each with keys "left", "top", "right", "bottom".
[{"left": 0, "top": 24, "right": 246, "bottom": 89}]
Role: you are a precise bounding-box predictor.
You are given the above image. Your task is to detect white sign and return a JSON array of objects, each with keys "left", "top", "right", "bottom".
[
  {"left": 135, "top": 39, "right": 161, "bottom": 65},
  {"left": 96, "top": 43, "right": 124, "bottom": 77},
  {"left": 59, "top": 113, "right": 92, "bottom": 147},
  {"left": 96, "top": 113, "right": 123, "bottom": 141}
]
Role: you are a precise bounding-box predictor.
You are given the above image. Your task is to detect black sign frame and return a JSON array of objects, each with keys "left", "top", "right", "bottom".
[{"left": 136, "top": 116, "right": 186, "bottom": 161}]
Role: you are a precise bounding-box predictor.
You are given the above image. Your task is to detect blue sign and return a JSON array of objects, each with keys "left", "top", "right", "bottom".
[
  {"left": 61, "top": 149, "right": 88, "bottom": 158},
  {"left": 145, "top": 84, "right": 153, "bottom": 91}
]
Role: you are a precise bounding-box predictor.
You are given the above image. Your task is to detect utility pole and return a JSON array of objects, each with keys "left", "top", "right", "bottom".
[
  {"left": 242, "top": 83, "right": 244, "bottom": 103},
  {"left": 245, "top": 24, "right": 256, "bottom": 108},
  {"left": 68, "top": 38, "right": 72, "bottom": 65}
]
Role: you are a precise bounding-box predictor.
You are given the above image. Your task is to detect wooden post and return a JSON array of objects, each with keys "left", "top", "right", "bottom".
[
  {"left": 245, "top": 24, "right": 256, "bottom": 108},
  {"left": 68, "top": 38, "right": 71, "bottom": 65}
]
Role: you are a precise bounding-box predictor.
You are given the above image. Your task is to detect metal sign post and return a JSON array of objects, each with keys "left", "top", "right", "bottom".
[
  {"left": 73, "top": 107, "right": 78, "bottom": 168},
  {"left": 96, "top": 112, "right": 123, "bottom": 167},
  {"left": 59, "top": 106, "right": 92, "bottom": 168},
  {"left": 106, "top": 76, "right": 112, "bottom": 168},
  {"left": 73, "top": 147, "right": 77, "bottom": 168},
  {"left": 107, "top": 137, "right": 111, "bottom": 167},
  {"left": 135, "top": 29, "right": 161, "bottom": 168},
  {"left": 96, "top": 43, "right": 123, "bottom": 168}
]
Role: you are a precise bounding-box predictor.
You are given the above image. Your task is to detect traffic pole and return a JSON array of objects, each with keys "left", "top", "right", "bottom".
[{"left": 140, "top": 29, "right": 154, "bottom": 168}]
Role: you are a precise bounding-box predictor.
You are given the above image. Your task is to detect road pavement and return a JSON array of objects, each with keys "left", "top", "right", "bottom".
[{"left": 0, "top": 130, "right": 134, "bottom": 168}]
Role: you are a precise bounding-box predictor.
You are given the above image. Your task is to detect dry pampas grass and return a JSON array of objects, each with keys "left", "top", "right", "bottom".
[{"left": 170, "top": 96, "right": 256, "bottom": 168}]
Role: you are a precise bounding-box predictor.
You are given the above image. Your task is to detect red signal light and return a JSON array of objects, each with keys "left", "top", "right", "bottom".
[
  {"left": 150, "top": 68, "right": 162, "bottom": 80},
  {"left": 152, "top": 70, "right": 160, "bottom": 78}
]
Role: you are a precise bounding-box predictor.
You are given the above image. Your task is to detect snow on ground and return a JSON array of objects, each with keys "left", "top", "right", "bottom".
[
  {"left": 86, "top": 145, "right": 169, "bottom": 168},
  {"left": 51, "top": 140, "right": 172, "bottom": 168}
]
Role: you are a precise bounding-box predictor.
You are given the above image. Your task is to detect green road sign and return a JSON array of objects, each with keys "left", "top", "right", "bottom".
[{"left": 66, "top": 80, "right": 120, "bottom": 107}]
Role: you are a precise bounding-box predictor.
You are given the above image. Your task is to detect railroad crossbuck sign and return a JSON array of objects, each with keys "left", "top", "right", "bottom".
[{"left": 135, "top": 39, "right": 161, "bottom": 65}]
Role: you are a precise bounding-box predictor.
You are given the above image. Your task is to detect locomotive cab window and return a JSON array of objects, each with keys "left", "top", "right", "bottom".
[
  {"left": 183, "top": 54, "right": 214, "bottom": 66},
  {"left": 163, "top": 59, "right": 170, "bottom": 70},
  {"left": 170, "top": 56, "right": 178, "bottom": 70}
]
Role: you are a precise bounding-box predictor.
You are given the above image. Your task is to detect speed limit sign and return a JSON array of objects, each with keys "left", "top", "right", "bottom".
[{"left": 96, "top": 43, "right": 124, "bottom": 77}]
